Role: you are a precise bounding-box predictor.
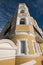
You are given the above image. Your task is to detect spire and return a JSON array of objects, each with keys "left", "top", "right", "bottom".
[{"left": 18, "top": 3, "right": 30, "bottom": 16}]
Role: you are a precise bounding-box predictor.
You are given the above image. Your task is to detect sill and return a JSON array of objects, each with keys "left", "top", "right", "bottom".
[{"left": 16, "top": 53, "right": 42, "bottom": 58}]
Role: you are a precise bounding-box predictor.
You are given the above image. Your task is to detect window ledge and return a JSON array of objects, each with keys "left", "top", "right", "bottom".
[{"left": 16, "top": 53, "right": 42, "bottom": 58}]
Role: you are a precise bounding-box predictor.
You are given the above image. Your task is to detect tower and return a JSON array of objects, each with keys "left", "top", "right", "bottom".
[
  {"left": 11, "top": 3, "right": 43, "bottom": 65},
  {"left": 0, "top": 3, "right": 43, "bottom": 65}
]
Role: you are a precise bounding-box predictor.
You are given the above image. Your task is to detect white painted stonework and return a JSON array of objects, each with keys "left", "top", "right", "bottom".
[
  {"left": 21, "top": 60, "right": 36, "bottom": 65},
  {"left": 0, "top": 39, "right": 17, "bottom": 60}
]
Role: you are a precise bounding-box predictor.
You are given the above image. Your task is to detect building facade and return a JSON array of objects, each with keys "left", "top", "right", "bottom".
[{"left": 0, "top": 3, "right": 43, "bottom": 65}]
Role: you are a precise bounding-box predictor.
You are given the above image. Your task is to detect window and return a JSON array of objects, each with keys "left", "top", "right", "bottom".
[
  {"left": 21, "top": 41, "right": 26, "bottom": 54},
  {"left": 17, "top": 39, "right": 28, "bottom": 55},
  {"left": 20, "top": 10, "right": 24, "bottom": 13},
  {"left": 32, "top": 40, "right": 40, "bottom": 54},
  {"left": 16, "top": 17, "right": 28, "bottom": 25},
  {"left": 20, "top": 18, "right": 26, "bottom": 24}
]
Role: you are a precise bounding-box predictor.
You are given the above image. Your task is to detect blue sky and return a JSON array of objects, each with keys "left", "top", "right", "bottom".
[{"left": 0, "top": 0, "right": 43, "bottom": 32}]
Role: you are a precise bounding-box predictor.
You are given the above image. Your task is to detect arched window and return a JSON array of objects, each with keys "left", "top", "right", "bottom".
[
  {"left": 20, "top": 10, "right": 24, "bottom": 13},
  {"left": 20, "top": 18, "right": 26, "bottom": 24}
]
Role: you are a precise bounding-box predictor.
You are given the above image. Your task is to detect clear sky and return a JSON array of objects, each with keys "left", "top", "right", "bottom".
[{"left": 0, "top": 0, "right": 43, "bottom": 32}]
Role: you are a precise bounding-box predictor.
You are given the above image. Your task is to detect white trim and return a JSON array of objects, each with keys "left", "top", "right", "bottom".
[
  {"left": 17, "top": 39, "right": 28, "bottom": 55},
  {"left": 18, "top": 4, "right": 30, "bottom": 15},
  {"left": 16, "top": 39, "right": 42, "bottom": 57},
  {"left": 0, "top": 50, "right": 16, "bottom": 60},
  {"left": 15, "top": 31, "right": 28, "bottom": 35},
  {"left": 16, "top": 17, "right": 33, "bottom": 26},
  {"left": 29, "top": 33, "right": 35, "bottom": 37},
  {"left": 16, "top": 17, "right": 20, "bottom": 25},
  {"left": 16, "top": 17, "right": 29, "bottom": 25},
  {"left": 0, "top": 39, "right": 17, "bottom": 49},
  {"left": 16, "top": 53, "right": 42, "bottom": 58},
  {"left": 32, "top": 40, "right": 41, "bottom": 54},
  {"left": 21, "top": 60, "right": 36, "bottom": 65},
  {"left": 0, "top": 39, "right": 17, "bottom": 60},
  {"left": 32, "top": 41, "right": 35, "bottom": 54},
  {"left": 15, "top": 31, "right": 35, "bottom": 37},
  {"left": 10, "top": 32, "right": 35, "bottom": 38},
  {"left": 0, "top": 57, "right": 16, "bottom": 60}
]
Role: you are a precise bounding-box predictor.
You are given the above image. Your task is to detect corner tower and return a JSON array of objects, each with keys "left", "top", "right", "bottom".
[
  {"left": 0, "top": 3, "right": 43, "bottom": 65},
  {"left": 11, "top": 3, "right": 43, "bottom": 65}
]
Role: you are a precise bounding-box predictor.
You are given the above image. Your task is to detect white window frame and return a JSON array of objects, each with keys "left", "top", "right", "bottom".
[
  {"left": 16, "top": 17, "right": 33, "bottom": 29},
  {"left": 16, "top": 17, "right": 29, "bottom": 25},
  {"left": 20, "top": 18, "right": 26, "bottom": 24},
  {"left": 15, "top": 31, "right": 28, "bottom": 35},
  {"left": 32, "top": 40, "right": 41, "bottom": 54},
  {"left": 17, "top": 39, "right": 28, "bottom": 55}
]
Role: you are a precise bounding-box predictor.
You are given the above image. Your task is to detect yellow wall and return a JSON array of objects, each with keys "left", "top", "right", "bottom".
[
  {"left": 0, "top": 55, "right": 43, "bottom": 65},
  {"left": 15, "top": 54, "right": 42, "bottom": 65},
  {"left": 0, "top": 58, "right": 15, "bottom": 65},
  {"left": 1, "top": 3, "right": 43, "bottom": 65},
  {"left": 11, "top": 34, "right": 43, "bottom": 65},
  {"left": 12, "top": 34, "right": 41, "bottom": 54}
]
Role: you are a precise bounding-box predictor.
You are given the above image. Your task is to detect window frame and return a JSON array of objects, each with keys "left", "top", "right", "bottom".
[
  {"left": 20, "top": 18, "right": 26, "bottom": 25},
  {"left": 17, "top": 39, "right": 28, "bottom": 55},
  {"left": 16, "top": 17, "right": 29, "bottom": 25},
  {"left": 32, "top": 40, "right": 41, "bottom": 54},
  {"left": 20, "top": 9, "right": 25, "bottom": 13}
]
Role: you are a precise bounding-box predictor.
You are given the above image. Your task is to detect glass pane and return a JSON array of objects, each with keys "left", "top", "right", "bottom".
[
  {"left": 20, "top": 18, "right": 26, "bottom": 24},
  {"left": 21, "top": 41, "right": 26, "bottom": 54},
  {"left": 20, "top": 10, "right": 24, "bottom": 13}
]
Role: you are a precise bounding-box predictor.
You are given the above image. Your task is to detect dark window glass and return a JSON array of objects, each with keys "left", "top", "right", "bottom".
[
  {"left": 21, "top": 41, "right": 26, "bottom": 54},
  {"left": 20, "top": 10, "right": 24, "bottom": 13},
  {"left": 20, "top": 18, "right": 26, "bottom": 24}
]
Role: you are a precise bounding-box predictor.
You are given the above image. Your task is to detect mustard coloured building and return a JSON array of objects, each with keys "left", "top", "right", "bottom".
[{"left": 0, "top": 3, "right": 43, "bottom": 65}]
